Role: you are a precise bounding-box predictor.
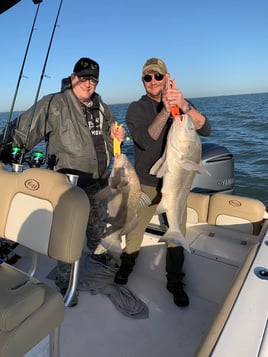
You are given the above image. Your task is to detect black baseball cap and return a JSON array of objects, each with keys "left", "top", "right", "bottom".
[{"left": 73, "top": 57, "right": 99, "bottom": 79}]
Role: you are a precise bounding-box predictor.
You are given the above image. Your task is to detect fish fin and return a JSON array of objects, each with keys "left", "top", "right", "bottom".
[
  {"left": 94, "top": 186, "right": 114, "bottom": 201},
  {"left": 107, "top": 192, "right": 124, "bottom": 217},
  {"left": 158, "top": 230, "right": 191, "bottom": 253},
  {"left": 196, "top": 164, "right": 211, "bottom": 176},
  {"left": 180, "top": 159, "right": 202, "bottom": 172},
  {"left": 94, "top": 244, "right": 108, "bottom": 255},
  {"left": 94, "top": 186, "right": 121, "bottom": 202},
  {"left": 180, "top": 159, "right": 211, "bottom": 176},
  {"left": 139, "top": 191, "right": 152, "bottom": 208},
  {"left": 150, "top": 157, "right": 163, "bottom": 175},
  {"left": 150, "top": 157, "right": 168, "bottom": 178},
  {"left": 106, "top": 217, "right": 124, "bottom": 230},
  {"left": 105, "top": 224, "right": 113, "bottom": 235},
  {"left": 155, "top": 200, "right": 166, "bottom": 215},
  {"left": 109, "top": 167, "right": 128, "bottom": 188},
  {"left": 100, "top": 234, "right": 122, "bottom": 254}
]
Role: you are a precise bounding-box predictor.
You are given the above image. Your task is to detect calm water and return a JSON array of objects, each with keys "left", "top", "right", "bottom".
[{"left": 1, "top": 92, "right": 267, "bottom": 209}]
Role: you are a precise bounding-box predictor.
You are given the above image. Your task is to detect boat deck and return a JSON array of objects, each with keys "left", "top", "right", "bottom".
[
  {"left": 23, "top": 236, "right": 219, "bottom": 357},
  {"left": 59, "top": 273, "right": 217, "bottom": 357},
  {"left": 3, "top": 190, "right": 267, "bottom": 357}
]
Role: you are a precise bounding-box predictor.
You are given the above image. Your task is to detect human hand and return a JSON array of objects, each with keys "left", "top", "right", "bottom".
[
  {"left": 162, "top": 76, "right": 187, "bottom": 115},
  {"left": 110, "top": 122, "right": 125, "bottom": 143},
  {"left": 162, "top": 88, "right": 183, "bottom": 115}
]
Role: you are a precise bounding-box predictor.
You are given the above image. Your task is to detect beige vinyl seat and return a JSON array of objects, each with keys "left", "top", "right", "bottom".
[
  {"left": 207, "top": 192, "right": 265, "bottom": 235},
  {"left": 0, "top": 165, "right": 90, "bottom": 357},
  {"left": 187, "top": 192, "right": 210, "bottom": 224}
]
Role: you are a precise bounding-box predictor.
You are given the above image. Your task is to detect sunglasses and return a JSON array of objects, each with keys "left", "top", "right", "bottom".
[
  {"left": 77, "top": 75, "right": 98, "bottom": 84},
  {"left": 143, "top": 73, "right": 164, "bottom": 83}
]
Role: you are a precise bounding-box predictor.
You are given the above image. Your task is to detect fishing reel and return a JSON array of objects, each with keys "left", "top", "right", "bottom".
[
  {"left": 24, "top": 150, "right": 45, "bottom": 168},
  {"left": 29, "top": 151, "right": 45, "bottom": 167},
  {"left": 10, "top": 146, "right": 45, "bottom": 168},
  {"left": 11, "top": 146, "right": 21, "bottom": 163}
]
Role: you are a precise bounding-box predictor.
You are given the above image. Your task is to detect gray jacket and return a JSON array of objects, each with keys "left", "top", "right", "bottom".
[{"left": 12, "top": 89, "right": 115, "bottom": 178}]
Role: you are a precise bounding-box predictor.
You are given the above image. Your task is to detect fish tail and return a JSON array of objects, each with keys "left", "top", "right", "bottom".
[
  {"left": 101, "top": 234, "right": 122, "bottom": 254},
  {"left": 158, "top": 230, "right": 191, "bottom": 253},
  {"left": 94, "top": 244, "right": 108, "bottom": 255}
]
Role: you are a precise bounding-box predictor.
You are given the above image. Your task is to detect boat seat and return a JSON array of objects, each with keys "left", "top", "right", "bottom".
[
  {"left": 207, "top": 193, "right": 266, "bottom": 235},
  {"left": 0, "top": 166, "right": 90, "bottom": 357},
  {"left": 187, "top": 192, "right": 210, "bottom": 224}
]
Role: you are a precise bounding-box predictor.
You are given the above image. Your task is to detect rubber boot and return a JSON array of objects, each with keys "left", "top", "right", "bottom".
[
  {"left": 166, "top": 246, "right": 189, "bottom": 307},
  {"left": 114, "top": 251, "right": 139, "bottom": 285}
]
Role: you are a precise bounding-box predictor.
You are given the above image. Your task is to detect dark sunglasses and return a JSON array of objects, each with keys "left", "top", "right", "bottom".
[
  {"left": 143, "top": 73, "right": 164, "bottom": 83},
  {"left": 77, "top": 75, "right": 98, "bottom": 84}
]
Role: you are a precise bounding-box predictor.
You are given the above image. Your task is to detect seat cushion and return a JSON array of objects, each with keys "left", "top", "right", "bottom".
[
  {"left": 0, "top": 167, "right": 90, "bottom": 263},
  {"left": 187, "top": 192, "right": 210, "bottom": 224},
  {"left": 207, "top": 193, "right": 265, "bottom": 234},
  {"left": 0, "top": 283, "right": 64, "bottom": 357},
  {"left": 0, "top": 264, "right": 45, "bottom": 332}
]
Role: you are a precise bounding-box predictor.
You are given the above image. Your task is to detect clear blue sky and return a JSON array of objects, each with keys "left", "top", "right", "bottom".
[{"left": 0, "top": 0, "right": 268, "bottom": 112}]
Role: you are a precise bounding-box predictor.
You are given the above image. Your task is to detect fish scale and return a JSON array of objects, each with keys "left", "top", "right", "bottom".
[
  {"left": 94, "top": 153, "right": 151, "bottom": 254},
  {"left": 150, "top": 114, "right": 210, "bottom": 252}
]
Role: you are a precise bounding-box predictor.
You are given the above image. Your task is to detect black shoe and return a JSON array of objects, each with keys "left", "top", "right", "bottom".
[
  {"left": 114, "top": 251, "right": 139, "bottom": 285},
  {"left": 114, "top": 265, "right": 131, "bottom": 285},
  {"left": 167, "top": 284, "right": 189, "bottom": 307}
]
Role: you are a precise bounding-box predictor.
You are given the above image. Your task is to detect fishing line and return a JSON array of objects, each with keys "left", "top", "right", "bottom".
[
  {"left": 19, "top": 0, "right": 63, "bottom": 164},
  {"left": 2, "top": 0, "right": 42, "bottom": 145}
]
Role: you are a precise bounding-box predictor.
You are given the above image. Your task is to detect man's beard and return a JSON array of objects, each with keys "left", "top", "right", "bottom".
[{"left": 147, "top": 89, "right": 162, "bottom": 99}]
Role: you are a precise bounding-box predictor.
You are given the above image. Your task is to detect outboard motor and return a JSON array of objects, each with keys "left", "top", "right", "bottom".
[{"left": 191, "top": 143, "right": 234, "bottom": 194}]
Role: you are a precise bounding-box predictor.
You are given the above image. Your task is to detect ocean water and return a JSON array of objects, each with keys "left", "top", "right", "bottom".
[{"left": 0, "top": 92, "right": 267, "bottom": 210}]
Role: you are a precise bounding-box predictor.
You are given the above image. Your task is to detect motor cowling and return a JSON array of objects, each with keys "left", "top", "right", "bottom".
[{"left": 191, "top": 143, "right": 234, "bottom": 194}]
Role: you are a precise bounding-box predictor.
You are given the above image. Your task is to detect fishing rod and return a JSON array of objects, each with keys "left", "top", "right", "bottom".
[
  {"left": 2, "top": 0, "right": 43, "bottom": 146},
  {"left": 18, "top": 0, "right": 63, "bottom": 164}
]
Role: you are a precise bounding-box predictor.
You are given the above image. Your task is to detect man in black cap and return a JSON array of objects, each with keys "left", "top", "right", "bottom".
[{"left": 1, "top": 57, "right": 124, "bottom": 304}]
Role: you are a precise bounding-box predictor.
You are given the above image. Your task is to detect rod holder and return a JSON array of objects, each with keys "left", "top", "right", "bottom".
[
  {"left": 65, "top": 174, "right": 79, "bottom": 186},
  {"left": 12, "top": 163, "right": 24, "bottom": 173}
]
